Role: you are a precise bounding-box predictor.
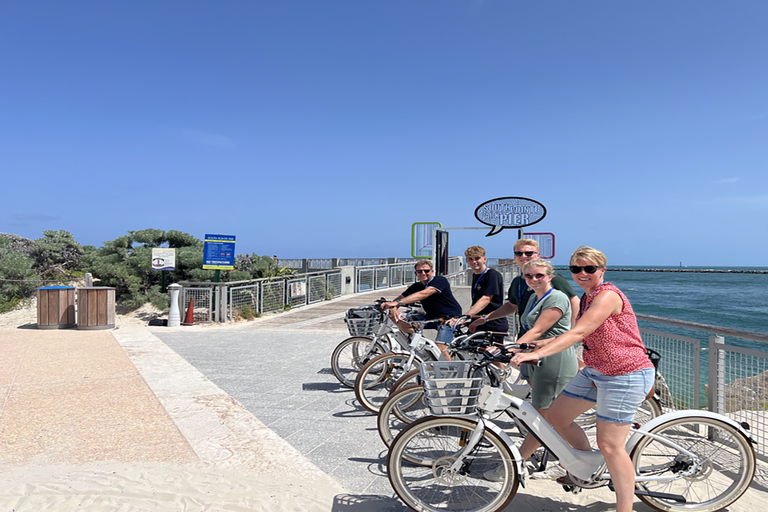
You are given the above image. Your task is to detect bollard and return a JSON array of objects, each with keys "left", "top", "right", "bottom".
[{"left": 168, "top": 284, "right": 182, "bottom": 327}]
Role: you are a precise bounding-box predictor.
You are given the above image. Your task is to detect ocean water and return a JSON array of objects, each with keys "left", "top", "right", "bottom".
[
  {"left": 553, "top": 266, "right": 768, "bottom": 349},
  {"left": 551, "top": 267, "right": 768, "bottom": 407}
]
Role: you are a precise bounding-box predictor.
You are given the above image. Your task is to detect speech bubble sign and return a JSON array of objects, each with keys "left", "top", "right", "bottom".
[{"left": 474, "top": 197, "right": 547, "bottom": 236}]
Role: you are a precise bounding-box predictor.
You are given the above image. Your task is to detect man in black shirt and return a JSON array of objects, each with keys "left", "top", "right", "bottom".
[
  {"left": 452, "top": 246, "right": 508, "bottom": 338},
  {"left": 382, "top": 260, "right": 461, "bottom": 358}
]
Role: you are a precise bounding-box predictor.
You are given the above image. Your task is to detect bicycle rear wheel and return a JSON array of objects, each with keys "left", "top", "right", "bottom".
[
  {"left": 354, "top": 352, "right": 422, "bottom": 413},
  {"left": 388, "top": 416, "right": 519, "bottom": 512},
  {"left": 330, "top": 336, "right": 389, "bottom": 388},
  {"left": 630, "top": 415, "right": 756, "bottom": 512}
]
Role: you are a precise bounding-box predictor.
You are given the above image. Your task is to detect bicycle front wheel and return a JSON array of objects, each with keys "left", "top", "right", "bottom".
[
  {"left": 377, "top": 384, "right": 429, "bottom": 449},
  {"left": 330, "top": 336, "right": 388, "bottom": 388},
  {"left": 388, "top": 416, "right": 519, "bottom": 512},
  {"left": 354, "top": 352, "right": 421, "bottom": 413},
  {"left": 630, "top": 415, "right": 756, "bottom": 512}
]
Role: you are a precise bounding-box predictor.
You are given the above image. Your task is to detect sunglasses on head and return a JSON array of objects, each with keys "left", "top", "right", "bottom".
[
  {"left": 569, "top": 265, "right": 600, "bottom": 274},
  {"left": 415, "top": 269, "right": 432, "bottom": 274},
  {"left": 514, "top": 251, "right": 536, "bottom": 257},
  {"left": 524, "top": 273, "right": 548, "bottom": 280}
]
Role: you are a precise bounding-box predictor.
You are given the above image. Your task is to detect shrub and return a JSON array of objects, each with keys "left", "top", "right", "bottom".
[{"left": 0, "top": 238, "right": 40, "bottom": 312}]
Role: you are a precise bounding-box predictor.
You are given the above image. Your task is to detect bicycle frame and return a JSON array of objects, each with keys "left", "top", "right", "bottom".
[{"left": 444, "top": 387, "right": 754, "bottom": 489}]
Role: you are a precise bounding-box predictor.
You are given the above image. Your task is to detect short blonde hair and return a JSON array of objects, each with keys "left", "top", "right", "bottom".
[
  {"left": 465, "top": 245, "right": 486, "bottom": 258},
  {"left": 514, "top": 238, "right": 540, "bottom": 251},
  {"left": 523, "top": 259, "right": 554, "bottom": 275},
  {"left": 569, "top": 246, "right": 607, "bottom": 267}
]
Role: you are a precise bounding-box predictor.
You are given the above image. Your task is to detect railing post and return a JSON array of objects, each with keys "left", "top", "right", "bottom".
[{"left": 708, "top": 335, "right": 725, "bottom": 414}]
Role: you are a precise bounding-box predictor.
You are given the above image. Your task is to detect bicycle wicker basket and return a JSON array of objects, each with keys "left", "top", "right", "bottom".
[
  {"left": 420, "top": 361, "right": 485, "bottom": 416},
  {"left": 344, "top": 307, "right": 381, "bottom": 337}
]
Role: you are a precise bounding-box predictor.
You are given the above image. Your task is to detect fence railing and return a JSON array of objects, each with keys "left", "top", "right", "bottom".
[
  {"left": 636, "top": 314, "right": 768, "bottom": 463},
  {"left": 179, "top": 269, "right": 343, "bottom": 323},
  {"left": 355, "top": 257, "right": 465, "bottom": 293}
]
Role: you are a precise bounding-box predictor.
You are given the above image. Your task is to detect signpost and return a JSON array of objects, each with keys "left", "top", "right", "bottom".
[
  {"left": 203, "top": 234, "right": 236, "bottom": 271},
  {"left": 203, "top": 234, "right": 236, "bottom": 320},
  {"left": 151, "top": 248, "right": 176, "bottom": 293},
  {"left": 474, "top": 197, "right": 547, "bottom": 236}
]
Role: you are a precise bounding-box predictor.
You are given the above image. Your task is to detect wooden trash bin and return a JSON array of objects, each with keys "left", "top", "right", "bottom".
[
  {"left": 36, "top": 286, "right": 76, "bottom": 329},
  {"left": 77, "top": 287, "right": 116, "bottom": 330}
]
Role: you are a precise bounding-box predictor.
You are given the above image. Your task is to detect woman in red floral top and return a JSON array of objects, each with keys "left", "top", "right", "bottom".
[{"left": 512, "top": 246, "right": 654, "bottom": 512}]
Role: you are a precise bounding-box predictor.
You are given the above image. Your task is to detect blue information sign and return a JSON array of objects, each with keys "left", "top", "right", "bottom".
[{"left": 203, "top": 234, "right": 236, "bottom": 270}]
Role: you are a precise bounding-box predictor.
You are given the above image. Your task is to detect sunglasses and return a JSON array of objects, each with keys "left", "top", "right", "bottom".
[
  {"left": 514, "top": 251, "right": 536, "bottom": 257},
  {"left": 415, "top": 269, "right": 432, "bottom": 274},
  {"left": 569, "top": 265, "right": 600, "bottom": 274},
  {"left": 524, "top": 273, "right": 548, "bottom": 280}
]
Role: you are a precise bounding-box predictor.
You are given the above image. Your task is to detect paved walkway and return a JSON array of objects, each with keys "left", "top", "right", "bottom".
[{"left": 2, "top": 287, "right": 767, "bottom": 511}]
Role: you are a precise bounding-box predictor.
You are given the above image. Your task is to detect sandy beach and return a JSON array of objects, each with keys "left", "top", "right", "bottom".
[{"left": 1, "top": 296, "right": 766, "bottom": 511}]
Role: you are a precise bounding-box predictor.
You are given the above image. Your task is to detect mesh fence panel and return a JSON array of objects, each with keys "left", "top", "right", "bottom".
[
  {"left": 713, "top": 340, "right": 768, "bottom": 461},
  {"left": 287, "top": 278, "right": 308, "bottom": 308},
  {"left": 357, "top": 269, "right": 374, "bottom": 292},
  {"left": 181, "top": 287, "right": 212, "bottom": 323},
  {"left": 308, "top": 275, "right": 326, "bottom": 303},
  {"left": 327, "top": 272, "right": 342, "bottom": 299},
  {"left": 261, "top": 281, "right": 285, "bottom": 313},
  {"left": 229, "top": 283, "right": 259, "bottom": 320},
  {"left": 375, "top": 267, "right": 389, "bottom": 289},
  {"left": 641, "top": 329, "right": 700, "bottom": 411}
]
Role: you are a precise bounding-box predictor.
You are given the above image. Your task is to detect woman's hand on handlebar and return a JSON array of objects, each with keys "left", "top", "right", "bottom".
[{"left": 511, "top": 350, "right": 541, "bottom": 367}]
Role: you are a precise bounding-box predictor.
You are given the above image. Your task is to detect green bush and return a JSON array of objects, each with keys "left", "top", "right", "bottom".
[
  {"left": 0, "top": 238, "right": 40, "bottom": 312},
  {"left": 31, "top": 230, "right": 84, "bottom": 278}
]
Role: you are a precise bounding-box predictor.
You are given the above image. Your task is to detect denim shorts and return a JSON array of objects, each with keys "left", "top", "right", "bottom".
[
  {"left": 561, "top": 366, "right": 655, "bottom": 424},
  {"left": 434, "top": 324, "right": 455, "bottom": 344},
  {"left": 412, "top": 314, "right": 455, "bottom": 345}
]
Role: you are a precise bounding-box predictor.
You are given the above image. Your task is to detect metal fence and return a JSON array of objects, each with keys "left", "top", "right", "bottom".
[
  {"left": 636, "top": 315, "right": 768, "bottom": 464},
  {"left": 355, "top": 257, "right": 464, "bottom": 293},
  {"left": 181, "top": 269, "right": 343, "bottom": 323},
  {"left": 179, "top": 286, "right": 213, "bottom": 324}
]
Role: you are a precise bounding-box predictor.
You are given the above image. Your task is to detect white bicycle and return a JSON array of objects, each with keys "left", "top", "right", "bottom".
[
  {"left": 387, "top": 358, "right": 756, "bottom": 512},
  {"left": 377, "top": 334, "right": 530, "bottom": 454},
  {"left": 331, "top": 300, "right": 413, "bottom": 388},
  {"left": 354, "top": 315, "right": 462, "bottom": 413}
]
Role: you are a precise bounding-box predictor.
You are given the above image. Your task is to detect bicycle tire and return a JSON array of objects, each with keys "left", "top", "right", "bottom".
[
  {"left": 387, "top": 416, "right": 519, "bottom": 512},
  {"left": 330, "top": 336, "right": 389, "bottom": 388},
  {"left": 354, "top": 352, "right": 423, "bottom": 413},
  {"left": 630, "top": 415, "right": 756, "bottom": 512},
  {"left": 390, "top": 368, "right": 421, "bottom": 396},
  {"left": 377, "top": 384, "right": 429, "bottom": 449}
]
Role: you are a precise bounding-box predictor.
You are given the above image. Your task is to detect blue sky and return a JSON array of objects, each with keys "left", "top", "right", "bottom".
[{"left": 2, "top": 1, "right": 766, "bottom": 266}]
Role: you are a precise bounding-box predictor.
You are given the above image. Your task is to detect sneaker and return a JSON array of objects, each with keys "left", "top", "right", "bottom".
[
  {"left": 529, "top": 464, "right": 567, "bottom": 480},
  {"left": 483, "top": 465, "right": 506, "bottom": 482}
]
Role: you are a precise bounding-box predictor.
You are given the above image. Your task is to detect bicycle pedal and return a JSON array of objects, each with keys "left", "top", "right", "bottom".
[{"left": 561, "top": 484, "right": 581, "bottom": 494}]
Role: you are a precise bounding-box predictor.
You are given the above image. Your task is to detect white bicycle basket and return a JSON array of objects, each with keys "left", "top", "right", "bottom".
[
  {"left": 420, "top": 361, "right": 485, "bottom": 416},
  {"left": 344, "top": 307, "right": 381, "bottom": 337}
]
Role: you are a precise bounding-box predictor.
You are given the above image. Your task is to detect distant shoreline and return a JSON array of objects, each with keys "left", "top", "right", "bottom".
[{"left": 554, "top": 267, "right": 768, "bottom": 274}]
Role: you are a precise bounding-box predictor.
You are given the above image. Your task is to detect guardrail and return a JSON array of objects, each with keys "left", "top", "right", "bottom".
[
  {"left": 179, "top": 269, "right": 342, "bottom": 323},
  {"left": 636, "top": 315, "right": 768, "bottom": 464}
]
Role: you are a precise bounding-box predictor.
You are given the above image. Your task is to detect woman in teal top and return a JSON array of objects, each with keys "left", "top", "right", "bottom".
[{"left": 489, "top": 259, "right": 579, "bottom": 481}]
